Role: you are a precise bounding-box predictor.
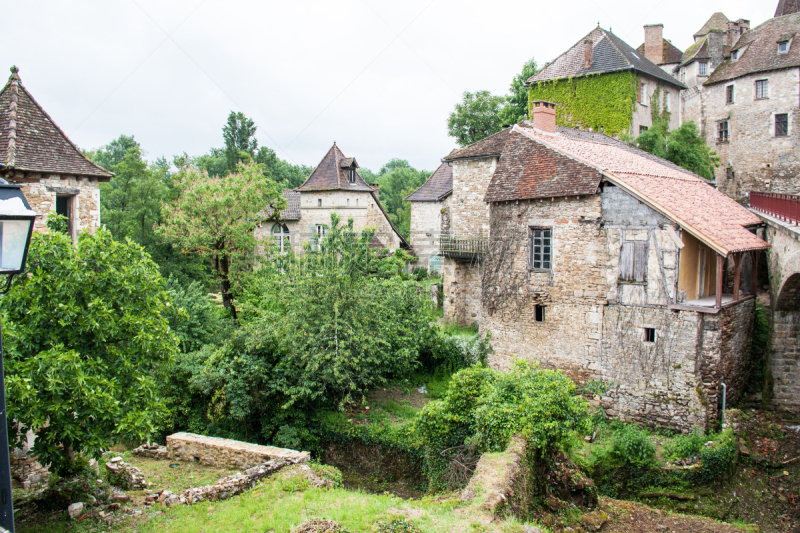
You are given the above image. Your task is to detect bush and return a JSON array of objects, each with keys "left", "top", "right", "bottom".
[
  {"left": 610, "top": 424, "right": 656, "bottom": 467},
  {"left": 411, "top": 267, "right": 429, "bottom": 282},
  {"left": 375, "top": 518, "right": 422, "bottom": 533},
  {"left": 663, "top": 430, "right": 706, "bottom": 462}
]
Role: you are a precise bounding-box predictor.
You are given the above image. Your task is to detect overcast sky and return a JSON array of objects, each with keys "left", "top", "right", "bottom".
[{"left": 3, "top": 0, "right": 775, "bottom": 172}]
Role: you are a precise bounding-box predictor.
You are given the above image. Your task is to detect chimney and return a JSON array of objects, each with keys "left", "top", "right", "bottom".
[
  {"left": 531, "top": 101, "right": 557, "bottom": 134},
  {"left": 584, "top": 39, "right": 593, "bottom": 68},
  {"left": 644, "top": 24, "right": 664, "bottom": 64}
]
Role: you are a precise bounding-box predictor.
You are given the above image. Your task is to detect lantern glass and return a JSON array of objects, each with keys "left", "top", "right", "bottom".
[{"left": 0, "top": 219, "right": 33, "bottom": 273}]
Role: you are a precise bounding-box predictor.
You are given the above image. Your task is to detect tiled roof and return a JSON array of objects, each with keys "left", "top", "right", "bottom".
[
  {"left": 264, "top": 189, "right": 301, "bottom": 221},
  {"left": 694, "top": 13, "right": 730, "bottom": 39},
  {"left": 636, "top": 39, "right": 684, "bottom": 65},
  {"left": 775, "top": 0, "right": 800, "bottom": 17},
  {"left": 405, "top": 162, "right": 453, "bottom": 201},
  {"left": 705, "top": 12, "right": 800, "bottom": 85},
  {"left": 679, "top": 37, "right": 711, "bottom": 67},
  {"left": 0, "top": 66, "right": 113, "bottom": 179},
  {"left": 296, "top": 143, "right": 374, "bottom": 192},
  {"left": 528, "top": 27, "right": 686, "bottom": 89},
  {"left": 444, "top": 127, "right": 511, "bottom": 161},
  {"left": 486, "top": 124, "right": 768, "bottom": 255}
]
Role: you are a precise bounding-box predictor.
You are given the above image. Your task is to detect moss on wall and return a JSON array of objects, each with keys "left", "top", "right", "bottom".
[{"left": 528, "top": 72, "right": 639, "bottom": 136}]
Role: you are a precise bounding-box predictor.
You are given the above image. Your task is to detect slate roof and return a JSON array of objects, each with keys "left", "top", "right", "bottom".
[
  {"left": 264, "top": 189, "right": 301, "bottom": 221},
  {"left": 528, "top": 27, "right": 686, "bottom": 89},
  {"left": 296, "top": 143, "right": 374, "bottom": 192},
  {"left": 443, "top": 127, "right": 511, "bottom": 161},
  {"left": 705, "top": 12, "right": 800, "bottom": 85},
  {"left": 694, "top": 13, "right": 730, "bottom": 40},
  {"left": 0, "top": 67, "right": 113, "bottom": 179},
  {"left": 485, "top": 124, "right": 768, "bottom": 255},
  {"left": 775, "top": 0, "right": 800, "bottom": 17},
  {"left": 405, "top": 162, "right": 453, "bottom": 201},
  {"left": 636, "top": 39, "right": 684, "bottom": 65}
]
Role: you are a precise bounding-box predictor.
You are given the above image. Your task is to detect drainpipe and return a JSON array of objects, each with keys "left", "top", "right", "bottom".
[{"left": 721, "top": 383, "right": 727, "bottom": 429}]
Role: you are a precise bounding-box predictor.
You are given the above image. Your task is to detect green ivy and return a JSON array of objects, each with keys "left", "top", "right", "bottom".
[{"left": 528, "top": 72, "right": 639, "bottom": 136}]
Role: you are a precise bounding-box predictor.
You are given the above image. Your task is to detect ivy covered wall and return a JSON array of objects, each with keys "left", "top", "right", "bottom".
[{"left": 528, "top": 72, "right": 639, "bottom": 136}]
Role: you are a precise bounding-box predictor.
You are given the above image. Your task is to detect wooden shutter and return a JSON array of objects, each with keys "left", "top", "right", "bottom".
[
  {"left": 633, "top": 242, "right": 648, "bottom": 282},
  {"left": 620, "top": 242, "right": 634, "bottom": 280},
  {"left": 620, "top": 241, "right": 648, "bottom": 282}
]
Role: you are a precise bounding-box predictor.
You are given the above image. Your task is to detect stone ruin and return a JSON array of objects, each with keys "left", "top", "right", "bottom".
[
  {"left": 166, "top": 432, "right": 310, "bottom": 469},
  {"left": 132, "top": 443, "right": 169, "bottom": 460},
  {"left": 105, "top": 456, "right": 147, "bottom": 490},
  {"left": 10, "top": 449, "right": 49, "bottom": 490}
]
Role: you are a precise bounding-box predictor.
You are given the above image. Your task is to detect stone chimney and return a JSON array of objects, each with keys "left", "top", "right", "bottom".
[
  {"left": 727, "top": 19, "right": 750, "bottom": 46},
  {"left": 644, "top": 24, "right": 664, "bottom": 64},
  {"left": 531, "top": 101, "right": 557, "bottom": 134},
  {"left": 584, "top": 39, "right": 593, "bottom": 68}
]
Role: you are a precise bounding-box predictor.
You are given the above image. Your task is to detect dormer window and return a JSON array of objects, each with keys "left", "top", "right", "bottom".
[
  {"left": 731, "top": 50, "right": 739, "bottom": 62},
  {"left": 778, "top": 42, "right": 789, "bottom": 55},
  {"left": 346, "top": 168, "right": 356, "bottom": 183}
]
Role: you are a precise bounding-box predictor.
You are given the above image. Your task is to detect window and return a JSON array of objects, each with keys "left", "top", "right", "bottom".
[
  {"left": 317, "top": 198, "right": 322, "bottom": 207},
  {"left": 778, "top": 42, "right": 789, "bottom": 54},
  {"left": 535, "top": 305, "right": 545, "bottom": 323},
  {"left": 698, "top": 62, "right": 707, "bottom": 76},
  {"left": 314, "top": 224, "right": 327, "bottom": 248},
  {"left": 731, "top": 50, "right": 739, "bottom": 62},
  {"left": 429, "top": 255, "right": 441, "bottom": 272},
  {"left": 272, "top": 224, "right": 290, "bottom": 253},
  {"left": 681, "top": 68, "right": 686, "bottom": 84},
  {"left": 619, "top": 241, "right": 647, "bottom": 282},
  {"left": 644, "top": 328, "right": 656, "bottom": 343},
  {"left": 639, "top": 125, "right": 649, "bottom": 134},
  {"left": 529, "top": 228, "right": 551, "bottom": 270},
  {"left": 55, "top": 195, "right": 73, "bottom": 236},
  {"left": 346, "top": 198, "right": 350, "bottom": 206},
  {"left": 664, "top": 92, "right": 670, "bottom": 111},
  {"left": 726, "top": 85, "right": 734, "bottom": 104},
  {"left": 347, "top": 169, "right": 356, "bottom": 184},
  {"left": 717, "top": 120, "right": 729, "bottom": 142},
  {"left": 756, "top": 79, "right": 769, "bottom": 99},
  {"left": 776, "top": 114, "right": 789, "bottom": 137}
]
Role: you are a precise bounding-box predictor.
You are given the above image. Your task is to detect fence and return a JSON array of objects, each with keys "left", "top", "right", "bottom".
[
  {"left": 439, "top": 234, "right": 489, "bottom": 258},
  {"left": 750, "top": 192, "right": 800, "bottom": 226}
]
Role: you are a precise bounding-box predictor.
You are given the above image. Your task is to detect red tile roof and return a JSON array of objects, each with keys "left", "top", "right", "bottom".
[
  {"left": 405, "top": 162, "right": 453, "bottom": 201},
  {"left": 487, "top": 124, "right": 768, "bottom": 255},
  {"left": 296, "top": 143, "right": 374, "bottom": 192},
  {"left": 705, "top": 12, "right": 800, "bottom": 85},
  {"left": 264, "top": 189, "right": 301, "bottom": 221},
  {"left": 0, "top": 66, "right": 113, "bottom": 179},
  {"left": 444, "top": 128, "right": 511, "bottom": 161},
  {"left": 636, "top": 40, "right": 684, "bottom": 65}
]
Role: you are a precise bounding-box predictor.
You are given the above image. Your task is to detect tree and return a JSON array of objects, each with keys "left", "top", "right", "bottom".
[
  {"left": 447, "top": 90, "right": 506, "bottom": 147},
  {"left": 635, "top": 88, "right": 720, "bottom": 179},
  {"left": 157, "top": 161, "right": 285, "bottom": 317},
  {"left": 372, "top": 160, "right": 431, "bottom": 238},
  {"left": 85, "top": 134, "right": 140, "bottom": 171},
  {"left": 223, "top": 111, "right": 258, "bottom": 173},
  {"left": 499, "top": 57, "right": 539, "bottom": 126},
  {"left": 3, "top": 222, "right": 178, "bottom": 475}
]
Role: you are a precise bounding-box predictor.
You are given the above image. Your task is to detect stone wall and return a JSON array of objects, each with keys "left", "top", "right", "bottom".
[
  {"left": 408, "top": 200, "right": 445, "bottom": 270},
  {"left": 2, "top": 171, "right": 102, "bottom": 239},
  {"left": 166, "top": 432, "right": 310, "bottom": 470},
  {"left": 633, "top": 74, "right": 682, "bottom": 134},
  {"left": 443, "top": 258, "right": 483, "bottom": 326},
  {"left": 702, "top": 68, "right": 800, "bottom": 196},
  {"left": 771, "top": 311, "right": 800, "bottom": 411}
]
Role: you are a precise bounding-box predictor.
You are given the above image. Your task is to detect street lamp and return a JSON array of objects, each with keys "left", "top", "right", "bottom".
[{"left": 0, "top": 180, "right": 39, "bottom": 533}]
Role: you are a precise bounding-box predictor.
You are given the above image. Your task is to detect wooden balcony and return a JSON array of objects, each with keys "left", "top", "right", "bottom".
[{"left": 439, "top": 234, "right": 489, "bottom": 260}]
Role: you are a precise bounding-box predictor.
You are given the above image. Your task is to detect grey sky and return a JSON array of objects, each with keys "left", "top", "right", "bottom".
[{"left": 3, "top": 0, "right": 774, "bottom": 172}]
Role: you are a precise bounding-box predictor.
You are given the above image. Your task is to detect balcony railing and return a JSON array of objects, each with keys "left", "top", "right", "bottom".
[
  {"left": 750, "top": 192, "right": 800, "bottom": 225},
  {"left": 439, "top": 234, "right": 489, "bottom": 259}
]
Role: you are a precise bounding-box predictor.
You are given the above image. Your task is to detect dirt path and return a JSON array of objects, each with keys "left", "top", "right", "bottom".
[{"left": 599, "top": 498, "right": 756, "bottom": 533}]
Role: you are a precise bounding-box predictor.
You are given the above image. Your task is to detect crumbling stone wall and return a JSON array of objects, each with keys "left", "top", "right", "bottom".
[
  {"left": 3, "top": 172, "right": 101, "bottom": 239},
  {"left": 703, "top": 68, "right": 800, "bottom": 196},
  {"left": 444, "top": 260, "right": 483, "bottom": 326},
  {"left": 167, "top": 432, "right": 310, "bottom": 470}
]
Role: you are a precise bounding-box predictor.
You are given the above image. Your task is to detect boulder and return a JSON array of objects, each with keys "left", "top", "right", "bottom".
[{"left": 67, "top": 502, "right": 84, "bottom": 519}]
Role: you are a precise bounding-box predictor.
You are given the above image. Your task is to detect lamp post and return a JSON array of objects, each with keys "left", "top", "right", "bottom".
[{"left": 0, "top": 180, "right": 39, "bottom": 533}]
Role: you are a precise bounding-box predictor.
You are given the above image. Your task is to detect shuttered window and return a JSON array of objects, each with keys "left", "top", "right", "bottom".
[{"left": 619, "top": 241, "right": 648, "bottom": 282}]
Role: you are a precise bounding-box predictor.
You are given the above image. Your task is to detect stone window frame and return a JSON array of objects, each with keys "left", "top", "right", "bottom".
[
  {"left": 53, "top": 192, "right": 77, "bottom": 241},
  {"left": 534, "top": 305, "right": 546, "bottom": 323},
  {"left": 755, "top": 79, "right": 769, "bottom": 100},
  {"left": 528, "top": 226, "right": 552, "bottom": 272},
  {"left": 643, "top": 327, "right": 656, "bottom": 343},
  {"left": 774, "top": 113, "right": 789, "bottom": 138},
  {"left": 271, "top": 223, "right": 291, "bottom": 254},
  {"left": 717, "top": 119, "right": 730, "bottom": 143},
  {"left": 698, "top": 62, "right": 708, "bottom": 76},
  {"left": 725, "top": 84, "right": 735, "bottom": 105}
]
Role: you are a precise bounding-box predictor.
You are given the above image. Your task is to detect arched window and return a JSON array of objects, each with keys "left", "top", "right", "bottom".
[{"left": 272, "top": 224, "right": 290, "bottom": 253}]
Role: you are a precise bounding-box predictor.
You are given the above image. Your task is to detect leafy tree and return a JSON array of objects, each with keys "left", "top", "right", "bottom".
[
  {"left": 447, "top": 90, "right": 506, "bottom": 147},
  {"left": 635, "top": 88, "right": 720, "bottom": 179},
  {"left": 85, "top": 134, "right": 140, "bottom": 171},
  {"left": 499, "top": 57, "right": 539, "bottom": 126},
  {"left": 3, "top": 223, "right": 178, "bottom": 475},
  {"left": 255, "top": 146, "right": 313, "bottom": 190},
  {"left": 157, "top": 161, "right": 285, "bottom": 317},
  {"left": 223, "top": 111, "right": 258, "bottom": 172},
  {"left": 372, "top": 159, "right": 431, "bottom": 239}
]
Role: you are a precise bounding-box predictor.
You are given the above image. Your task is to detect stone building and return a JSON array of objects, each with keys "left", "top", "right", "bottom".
[
  {"left": 701, "top": 11, "right": 800, "bottom": 196},
  {"left": 636, "top": 24, "right": 684, "bottom": 77},
  {"left": 445, "top": 103, "right": 768, "bottom": 430},
  {"left": 528, "top": 26, "right": 686, "bottom": 137},
  {"left": 0, "top": 66, "right": 113, "bottom": 237},
  {"left": 256, "top": 143, "right": 407, "bottom": 253},
  {"left": 405, "top": 161, "right": 453, "bottom": 272}
]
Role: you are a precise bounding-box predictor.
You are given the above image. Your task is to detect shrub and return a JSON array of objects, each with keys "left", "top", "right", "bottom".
[
  {"left": 411, "top": 267, "right": 429, "bottom": 282},
  {"left": 375, "top": 517, "right": 422, "bottom": 533},
  {"left": 610, "top": 424, "right": 656, "bottom": 467},
  {"left": 663, "top": 430, "right": 706, "bottom": 462}
]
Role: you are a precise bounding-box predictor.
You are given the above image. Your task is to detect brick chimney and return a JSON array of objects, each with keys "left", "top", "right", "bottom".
[
  {"left": 584, "top": 39, "right": 593, "bottom": 68},
  {"left": 644, "top": 24, "right": 664, "bottom": 64},
  {"left": 531, "top": 101, "right": 557, "bottom": 134}
]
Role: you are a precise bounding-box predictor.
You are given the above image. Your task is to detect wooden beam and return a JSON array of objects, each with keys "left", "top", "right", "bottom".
[
  {"left": 715, "top": 254, "right": 725, "bottom": 309},
  {"left": 733, "top": 253, "right": 742, "bottom": 301},
  {"left": 751, "top": 251, "right": 759, "bottom": 296}
]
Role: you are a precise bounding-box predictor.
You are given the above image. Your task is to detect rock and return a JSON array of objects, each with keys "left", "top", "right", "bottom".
[
  {"left": 108, "top": 503, "right": 121, "bottom": 511},
  {"left": 162, "top": 494, "right": 180, "bottom": 507},
  {"left": 68, "top": 502, "right": 84, "bottom": 519},
  {"left": 523, "top": 527, "right": 544, "bottom": 533},
  {"left": 580, "top": 510, "right": 608, "bottom": 531},
  {"left": 111, "top": 492, "right": 130, "bottom": 503},
  {"left": 110, "top": 456, "right": 123, "bottom": 463},
  {"left": 739, "top": 444, "right": 750, "bottom": 456}
]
